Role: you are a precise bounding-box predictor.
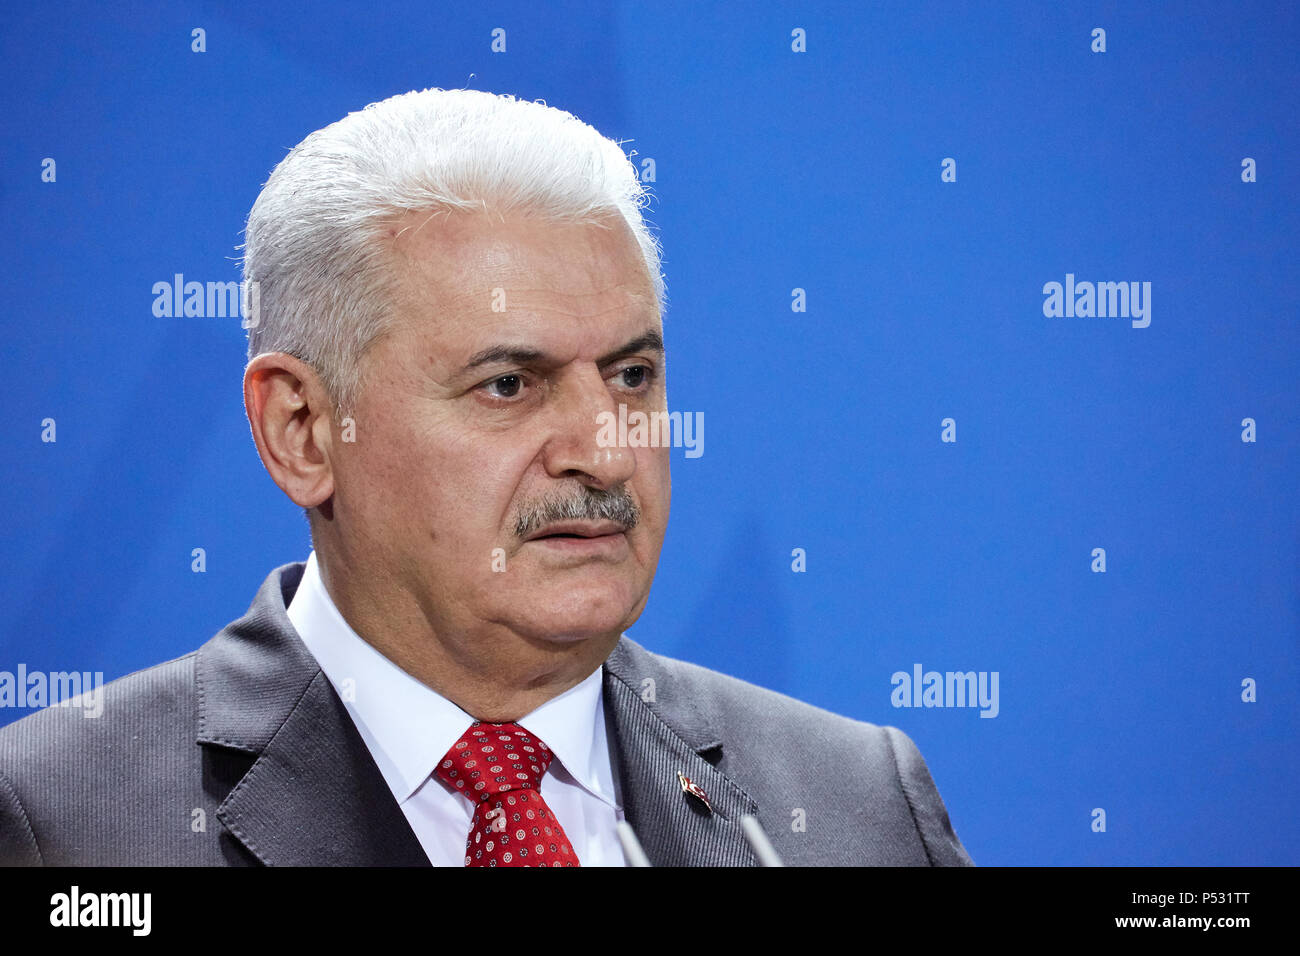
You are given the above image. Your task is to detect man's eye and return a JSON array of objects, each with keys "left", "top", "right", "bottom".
[
  {"left": 618, "top": 366, "right": 652, "bottom": 389},
  {"left": 485, "top": 374, "right": 524, "bottom": 398}
]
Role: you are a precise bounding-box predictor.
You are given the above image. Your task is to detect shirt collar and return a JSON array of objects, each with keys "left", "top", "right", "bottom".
[
  {"left": 513, "top": 664, "right": 617, "bottom": 809},
  {"left": 286, "top": 551, "right": 617, "bottom": 809}
]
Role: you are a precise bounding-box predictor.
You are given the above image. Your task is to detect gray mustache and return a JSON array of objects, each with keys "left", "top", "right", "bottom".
[{"left": 514, "top": 486, "right": 640, "bottom": 540}]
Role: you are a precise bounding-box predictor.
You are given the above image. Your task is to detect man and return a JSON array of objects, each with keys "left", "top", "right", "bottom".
[{"left": 0, "top": 88, "right": 972, "bottom": 866}]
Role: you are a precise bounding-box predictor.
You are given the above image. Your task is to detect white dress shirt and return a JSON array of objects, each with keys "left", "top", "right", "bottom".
[{"left": 286, "top": 551, "right": 627, "bottom": 866}]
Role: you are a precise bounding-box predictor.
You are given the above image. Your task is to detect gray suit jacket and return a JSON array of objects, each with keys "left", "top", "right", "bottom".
[{"left": 0, "top": 563, "right": 973, "bottom": 866}]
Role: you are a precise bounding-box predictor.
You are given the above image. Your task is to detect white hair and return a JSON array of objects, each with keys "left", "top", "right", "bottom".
[{"left": 242, "top": 87, "right": 664, "bottom": 415}]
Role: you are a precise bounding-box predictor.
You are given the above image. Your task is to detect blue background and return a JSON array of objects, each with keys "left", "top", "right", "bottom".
[{"left": 1, "top": 0, "right": 1296, "bottom": 865}]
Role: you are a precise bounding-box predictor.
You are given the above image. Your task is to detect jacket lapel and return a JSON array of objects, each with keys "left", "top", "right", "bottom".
[
  {"left": 603, "top": 638, "right": 759, "bottom": 866},
  {"left": 197, "top": 565, "right": 759, "bottom": 866},
  {"left": 196, "top": 563, "right": 429, "bottom": 866}
]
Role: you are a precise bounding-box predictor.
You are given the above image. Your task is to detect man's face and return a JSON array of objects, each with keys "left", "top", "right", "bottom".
[{"left": 327, "top": 208, "right": 670, "bottom": 649}]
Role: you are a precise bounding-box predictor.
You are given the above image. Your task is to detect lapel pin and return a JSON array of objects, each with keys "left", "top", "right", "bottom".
[{"left": 677, "top": 770, "right": 713, "bottom": 814}]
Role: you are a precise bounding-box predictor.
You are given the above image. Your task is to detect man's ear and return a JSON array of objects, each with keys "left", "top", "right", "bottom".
[{"left": 244, "top": 353, "right": 336, "bottom": 509}]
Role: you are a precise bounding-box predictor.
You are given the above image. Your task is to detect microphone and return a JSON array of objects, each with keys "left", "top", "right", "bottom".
[
  {"left": 739, "top": 814, "right": 785, "bottom": 866},
  {"left": 616, "top": 820, "right": 652, "bottom": 866}
]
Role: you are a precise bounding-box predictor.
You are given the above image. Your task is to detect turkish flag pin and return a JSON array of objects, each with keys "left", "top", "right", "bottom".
[{"left": 677, "top": 770, "right": 712, "bottom": 813}]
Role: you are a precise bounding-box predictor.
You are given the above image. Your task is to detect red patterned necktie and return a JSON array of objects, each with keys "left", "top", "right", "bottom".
[{"left": 435, "top": 721, "right": 580, "bottom": 867}]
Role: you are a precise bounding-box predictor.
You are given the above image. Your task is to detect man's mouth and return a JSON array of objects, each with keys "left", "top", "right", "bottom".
[
  {"left": 525, "top": 521, "right": 628, "bottom": 542},
  {"left": 523, "top": 521, "right": 631, "bottom": 559}
]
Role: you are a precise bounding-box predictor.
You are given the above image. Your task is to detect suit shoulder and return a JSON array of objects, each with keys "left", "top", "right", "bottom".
[
  {"left": 609, "top": 637, "right": 974, "bottom": 866},
  {"left": 611, "top": 637, "right": 891, "bottom": 748},
  {"left": 0, "top": 652, "right": 197, "bottom": 764}
]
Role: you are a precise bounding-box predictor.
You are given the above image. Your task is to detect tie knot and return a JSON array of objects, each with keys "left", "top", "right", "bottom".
[{"left": 436, "top": 721, "right": 554, "bottom": 803}]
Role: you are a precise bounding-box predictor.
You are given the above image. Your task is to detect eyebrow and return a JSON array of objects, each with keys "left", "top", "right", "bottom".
[{"left": 461, "top": 328, "right": 665, "bottom": 375}]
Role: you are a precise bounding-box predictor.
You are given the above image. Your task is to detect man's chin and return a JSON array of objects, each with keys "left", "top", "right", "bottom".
[
  {"left": 514, "top": 605, "right": 636, "bottom": 644},
  {"left": 501, "top": 587, "right": 647, "bottom": 648}
]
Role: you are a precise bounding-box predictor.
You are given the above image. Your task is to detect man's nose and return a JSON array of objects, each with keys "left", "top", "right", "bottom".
[{"left": 540, "top": 367, "right": 636, "bottom": 489}]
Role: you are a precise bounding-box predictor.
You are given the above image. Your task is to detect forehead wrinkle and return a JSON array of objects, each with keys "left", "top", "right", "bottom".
[
  {"left": 383, "top": 211, "right": 660, "bottom": 351},
  {"left": 395, "top": 212, "right": 652, "bottom": 293},
  {"left": 416, "top": 281, "right": 658, "bottom": 330}
]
